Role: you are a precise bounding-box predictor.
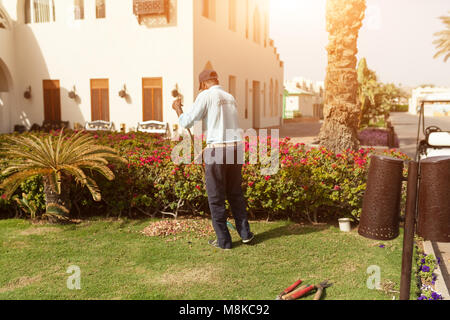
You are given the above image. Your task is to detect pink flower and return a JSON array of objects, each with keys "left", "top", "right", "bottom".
[
  {"left": 248, "top": 182, "right": 255, "bottom": 187},
  {"left": 1, "top": 194, "right": 6, "bottom": 200},
  {"left": 195, "top": 185, "right": 201, "bottom": 191},
  {"left": 264, "top": 176, "right": 271, "bottom": 181},
  {"left": 334, "top": 185, "right": 341, "bottom": 191}
]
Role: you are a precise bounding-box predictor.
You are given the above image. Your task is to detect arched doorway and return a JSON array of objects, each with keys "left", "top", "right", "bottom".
[{"left": 0, "top": 58, "right": 13, "bottom": 133}]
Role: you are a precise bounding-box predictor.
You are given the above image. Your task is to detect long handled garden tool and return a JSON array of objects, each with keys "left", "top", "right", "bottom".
[
  {"left": 172, "top": 87, "right": 194, "bottom": 142},
  {"left": 172, "top": 87, "right": 205, "bottom": 173}
]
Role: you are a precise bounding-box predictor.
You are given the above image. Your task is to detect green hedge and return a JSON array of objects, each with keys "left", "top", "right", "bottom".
[
  {"left": 0, "top": 131, "right": 410, "bottom": 222},
  {"left": 392, "top": 104, "right": 409, "bottom": 113}
]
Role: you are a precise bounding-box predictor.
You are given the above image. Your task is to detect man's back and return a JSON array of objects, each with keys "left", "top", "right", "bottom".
[{"left": 179, "top": 85, "right": 242, "bottom": 145}]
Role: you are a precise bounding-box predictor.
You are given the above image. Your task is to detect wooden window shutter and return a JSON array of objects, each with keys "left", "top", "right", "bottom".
[
  {"left": 96, "top": 0, "right": 106, "bottom": 19},
  {"left": 142, "top": 78, "right": 163, "bottom": 122},
  {"left": 43, "top": 80, "right": 61, "bottom": 122},
  {"left": 91, "top": 79, "right": 109, "bottom": 121}
]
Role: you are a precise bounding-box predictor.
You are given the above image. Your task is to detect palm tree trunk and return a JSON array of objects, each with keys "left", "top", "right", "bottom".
[
  {"left": 319, "top": 0, "right": 367, "bottom": 153},
  {"left": 43, "top": 175, "right": 71, "bottom": 218}
]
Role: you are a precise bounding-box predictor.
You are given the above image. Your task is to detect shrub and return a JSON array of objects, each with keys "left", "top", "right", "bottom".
[
  {"left": 358, "top": 128, "right": 400, "bottom": 148},
  {"left": 392, "top": 104, "right": 409, "bottom": 113},
  {"left": 0, "top": 131, "right": 410, "bottom": 222}
]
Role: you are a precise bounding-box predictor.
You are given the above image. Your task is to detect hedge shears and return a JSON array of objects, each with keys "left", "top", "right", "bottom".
[{"left": 277, "top": 280, "right": 333, "bottom": 300}]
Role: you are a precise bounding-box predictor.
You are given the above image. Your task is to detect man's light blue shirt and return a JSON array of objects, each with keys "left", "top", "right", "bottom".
[{"left": 179, "top": 85, "right": 243, "bottom": 145}]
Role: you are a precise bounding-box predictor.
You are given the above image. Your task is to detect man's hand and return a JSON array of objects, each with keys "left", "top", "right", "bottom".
[{"left": 172, "top": 99, "right": 183, "bottom": 117}]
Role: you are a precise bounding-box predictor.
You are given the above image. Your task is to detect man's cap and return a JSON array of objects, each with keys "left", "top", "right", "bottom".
[{"left": 199, "top": 69, "right": 219, "bottom": 89}]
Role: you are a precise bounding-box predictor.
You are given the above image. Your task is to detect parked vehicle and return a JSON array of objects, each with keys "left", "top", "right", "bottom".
[{"left": 416, "top": 100, "right": 450, "bottom": 161}]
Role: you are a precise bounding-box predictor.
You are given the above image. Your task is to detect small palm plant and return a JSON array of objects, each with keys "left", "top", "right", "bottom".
[{"left": 0, "top": 130, "right": 127, "bottom": 220}]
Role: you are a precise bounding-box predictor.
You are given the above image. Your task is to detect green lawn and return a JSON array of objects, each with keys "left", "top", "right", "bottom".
[{"left": 0, "top": 218, "right": 410, "bottom": 300}]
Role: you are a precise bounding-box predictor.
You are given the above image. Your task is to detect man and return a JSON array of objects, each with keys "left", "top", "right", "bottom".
[{"left": 172, "top": 70, "right": 254, "bottom": 250}]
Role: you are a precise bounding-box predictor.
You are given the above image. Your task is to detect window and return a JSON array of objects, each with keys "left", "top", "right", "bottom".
[
  {"left": 229, "top": 0, "right": 237, "bottom": 31},
  {"left": 43, "top": 80, "right": 61, "bottom": 122},
  {"left": 142, "top": 78, "right": 163, "bottom": 122},
  {"left": 264, "top": 14, "right": 268, "bottom": 47},
  {"left": 270, "top": 79, "right": 274, "bottom": 116},
  {"left": 245, "top": 80, "right": 249, "bottom": 119},
  {"left": 91, "top": 79, "right": 110, "bottom": 121},
  {"left": 74, "top": 0, "right": 84, "bottom": 20},
  {"left": 245, "top": 0, "right": 249, "bottom": 39},
  {"left": 202, "top": 0, "right": 216, "bottom": 21},
  {"left": 253, "top": 7, "right": 261, "bottom": 44},
  {"left": 25, "top": 0, "right": 55, "bottom": 24},
  {"left": 228, "top": 76, "right": 236, "bottom": 97},
  {"left": 275, "top": 80, "right": 279, "bottom": 116},
  {"left": 96, "top": 0, "right": 106, "bottom": 19},
  {"left": 263, "top": 82, "right": 267, "bottom": 117}
]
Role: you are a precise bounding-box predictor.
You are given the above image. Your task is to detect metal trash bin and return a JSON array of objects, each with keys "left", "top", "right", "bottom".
[
  {"left": 359, "top": 155, "right": 405, "bottom": 240},
  {"left": 417, "top": 156, "right": 450, "bottom": 243}
]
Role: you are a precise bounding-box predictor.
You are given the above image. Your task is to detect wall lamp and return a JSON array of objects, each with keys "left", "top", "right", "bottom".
[
  {"left": 68, "top": 86, "right": 78, "bottom": 100},
  {"left": 119, "top": 84, "right": 128, "bottom": 98},
  {"left": 24, "top": 86, "right": 32, "bottom": 99}
]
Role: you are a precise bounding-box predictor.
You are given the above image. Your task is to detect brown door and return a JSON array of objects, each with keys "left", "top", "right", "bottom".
[
  {"left": 252, "top": 81, "right": 261, "bottom": 129},
  {"left": 90, "top": 79, "right": 109, "bottom": 121},
  {"left": 142, "top": 78, "right": 163, "bottom": 122},
  {"left": 43, "top": 80, "right": 61, "bottom": 122}
]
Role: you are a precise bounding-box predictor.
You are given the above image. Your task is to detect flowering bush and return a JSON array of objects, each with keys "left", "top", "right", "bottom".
[
  {"left": 416, "top": 248, "right": 443, "bottom": 301},
  {"left": 0, "top": 131, "right": 410, "bottom": 221},
  {"left": 358, "top": 128, "right": 399, "bottom": 148}
]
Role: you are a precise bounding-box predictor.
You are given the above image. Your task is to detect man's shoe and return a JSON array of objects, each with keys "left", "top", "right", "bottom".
[
  {"left": 242, "top": 233, "right": 255, "bottom": 244},
  {"left": 208, "top": 239, "right": 231, "bottom": 250}
]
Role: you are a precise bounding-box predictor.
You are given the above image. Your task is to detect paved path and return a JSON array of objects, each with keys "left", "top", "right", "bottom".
[
  {"left": 390, "top": 112, "right": 450, "bottom": 299},
  {"left": 279, "top": 121, "right": 322, "bottom": 145}
]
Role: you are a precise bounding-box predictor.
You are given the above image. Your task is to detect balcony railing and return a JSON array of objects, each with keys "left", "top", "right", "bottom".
[{"left": 133, "top": 0, "right": 170, "bottom": 23}]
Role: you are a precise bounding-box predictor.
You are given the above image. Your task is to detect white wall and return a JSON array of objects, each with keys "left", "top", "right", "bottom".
[
  {"left": 4, "top": 0, "right": 285, "bottom": 133},
  {"left": 193, "top": 0, "right": 284, "bottom": 129},
  {"left": 0, "top": 0, "right": 17, "bottom": 133},
  {"left": 10, "top": 0, "right": 195, "bottom": 131}
]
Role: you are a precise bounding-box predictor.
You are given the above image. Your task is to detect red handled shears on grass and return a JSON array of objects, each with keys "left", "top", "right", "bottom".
[{"left": 276, "top": 280, "right": 333, "bottom": 300}]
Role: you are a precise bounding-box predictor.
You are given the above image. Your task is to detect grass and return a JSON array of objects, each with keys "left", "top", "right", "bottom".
[{"left": 0, "top": 218, "right": 412, "bottom": 300}]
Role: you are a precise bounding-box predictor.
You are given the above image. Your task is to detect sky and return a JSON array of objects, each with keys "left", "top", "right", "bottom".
[{"left": 270, "top": 0, "right": 450, "bottom": 87}]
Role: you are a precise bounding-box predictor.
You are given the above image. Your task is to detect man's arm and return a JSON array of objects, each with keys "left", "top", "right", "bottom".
[
  {"left": 172, "top": 99, "right": 184, "bottom": 117},
  {"left": 173, "top": 92, "right": 208, "bottom": 129}
]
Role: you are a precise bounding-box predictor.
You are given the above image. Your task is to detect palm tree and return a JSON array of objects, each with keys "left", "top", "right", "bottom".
[
  {"left": 433, "top": 12, "right": 450, "bottom": 62},
  {"left": 318, "top": 0, "right": 366, "bottom": 153},
  {"left": 0, "top": 130, "right": 126, "bottom": 219}
]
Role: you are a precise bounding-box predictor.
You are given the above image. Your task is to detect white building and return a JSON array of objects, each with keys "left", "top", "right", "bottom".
[
  {"left": 409, "top": 86, "right": 450, "bottom": 117},
  {"left": 284, "top": 78, "right": 324, "bottom": 119},
  {"left": 0, "top": 0, "right": 284, "bottom": 134}
]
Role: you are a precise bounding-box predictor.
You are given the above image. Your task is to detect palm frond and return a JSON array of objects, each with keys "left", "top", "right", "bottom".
[
  {"left": 73, "top": 161, "right": 115, "bottom": 181},
  {"left": 0, "top": 168, "right": 53, "bottom": 199},
  {"left": 434, "top": 12, "right": 450, "bottom": 62},
  {"left": 84, "top": 176, "right": 102, "bottom": 202}
]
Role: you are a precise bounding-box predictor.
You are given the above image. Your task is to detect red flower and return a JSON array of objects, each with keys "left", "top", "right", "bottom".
[
  {"left": 264, "top": 176, "right": 271, "bottom": 181},
  {"left": 195, "top": 185, "right": 201, "bottom": 191},
  {"left": 1, "top": 194, "right": 6, "bottom": 200},
  {"left": 334, "top": 185, "right": 341, "bottom": 191},
  {"left": 248, "top": 182, "right": 255, "bottom": 187}
]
